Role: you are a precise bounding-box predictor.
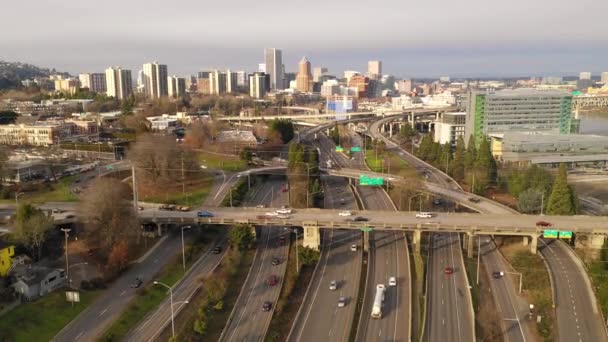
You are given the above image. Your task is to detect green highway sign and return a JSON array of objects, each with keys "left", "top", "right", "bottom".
[
  {"left": 335, "top": 146, "right": 344, "bottom": 152},
  {"left": 543, "top": 230, "right": 558, "bottom": 239},
  {"left": 106, "top": 165, "right": 114, "bottom": 170},
  {"left": 559, "top": 231, "right": 573, "bottom": 239},
  {"left": 360, "top": 175, "right": 384, "bottom": 186},
  {"left": 350, "top": 146, "right": 362, "bottom": 152},
  {"left": 360, "top": 227, "right": 373, "bottom": 232}
]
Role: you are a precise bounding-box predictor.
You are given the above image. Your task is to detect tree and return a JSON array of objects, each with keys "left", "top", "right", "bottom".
[
  {"left": 269, "top": 119, "right": 294, "bottom": 144},
  {"left": 399, "top": 124, "right": 416, "bottom": 142},
  {"left": 240, "top": 147, "right": 252, "bottom": 163},
  {"left": 439, "top": 143, "right": 452, "bottom": 175},
  {"left": 14, "top": 204, "right": 54, "bottom": 260},
  {"left": 79, "top": 178, "right": 139, "bottom": 258},
  {"left": 0, "top": 111, "right": 18, "bottom": 124},
  {"left": 298, "top": 246, "right": 320, "bottom": 266},
  {"left": 452, "top": 136, "right": 466, "bottom": 181},
  {"left": 229, "top": 224, "right": 255, "bottom": 251},
  {"left": 546, "top": 163, "right": 577, "bottom": 215},
  {"left": 517, "top": 188, "right": 543, "bottom": 214},
  {"left": 107, "top": 240, "right": 130, "bottom": 274},
  {"left": 464, "top": 135, "right": 477, "bottom": 171}
]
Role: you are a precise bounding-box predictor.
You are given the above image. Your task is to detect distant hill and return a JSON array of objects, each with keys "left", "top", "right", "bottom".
[{"left": 0, "top": 60, "right": 70, "bottom": 90}]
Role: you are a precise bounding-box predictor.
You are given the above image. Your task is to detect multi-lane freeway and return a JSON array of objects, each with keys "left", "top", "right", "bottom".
[
  {"left": 425, "top": 233, "right": 475, "bottom": 342},
  {"left": 219, "top": 177, "right": 290, "bottom": 342}
]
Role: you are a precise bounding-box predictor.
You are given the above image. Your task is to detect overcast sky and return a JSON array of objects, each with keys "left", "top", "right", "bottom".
[{"left": 2, "top": 0, "right": 607, "bottom": 78}]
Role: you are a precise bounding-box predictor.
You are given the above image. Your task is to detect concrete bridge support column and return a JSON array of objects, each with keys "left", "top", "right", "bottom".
[
  {"left": 589, "top": 235, "right": 606, "bottom": 249},
  {"left": 157, "top": 223, "right": 162, "bottom": 237},
  {"left": 363, "top": 231, "right": 370, "bottom": 252},
  {"left": 522, "top": 236, "right": 529, "bottom": 246},
  {"left": 389, "top": 123, "right": 393, "bottom": 137},
  {"left": 413, "top": 229, "right": 422, "bottom": 253},
  {"left": 467, "top": 233, "right": 475, "bottom": 258},
  {"left": 302, "top": 221, "right": 321, "bottom": 251},
  {"left": 530, "top": 235, "right": 538, "bottom": 254}
]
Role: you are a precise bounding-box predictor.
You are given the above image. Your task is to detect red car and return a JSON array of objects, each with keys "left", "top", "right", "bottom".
[
  {"left": 444, "top": 267, "right": 454, "bottom": 275},
  {"left": 536, "top": 221, "right": 552, "bottom": 227},
  {"left": 266, "top": 275, "right": 278, "bottom": 286},
  {"left": 279, "top": 236, "right": 286, "bottom": 246}
]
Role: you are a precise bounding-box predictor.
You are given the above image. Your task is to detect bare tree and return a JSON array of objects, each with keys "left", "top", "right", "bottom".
[
  {"left": 79, "top": 178, "right": 138, "bottom": 258},
  {"left": 14, "top": 204, "right": 54, "bottom": 260}
]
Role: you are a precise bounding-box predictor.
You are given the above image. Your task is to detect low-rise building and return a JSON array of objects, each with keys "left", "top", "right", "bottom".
[
  {"left": 146, "top": 115, "right": 178, "bottom": 131},
  {"left": 0, "top": 242, "right": 15, "bottom": 276},
  {"left": 11, "top": 265, "right": 66, "bottom": 300},
  {"left": 0, "top": 119, "right": 99, "bottom": 146},
  {"left": 217, "top": 130, "right": 258, "bottom": 146},
  {"left": 433, "top": 112, "right": 466, "bottom": 146}
]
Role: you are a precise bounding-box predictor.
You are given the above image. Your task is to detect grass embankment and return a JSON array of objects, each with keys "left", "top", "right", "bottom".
[
  {"left": 0, "top": 289, "right": 101, "bottom": 341},
  {"left": 198, "top": 151, "right": 247, "bottom": 172},
  {"left": 348, "top": 248, "right": 368, "bottom": 341},
  {"left": 101, "top": 229, "right": 218, "bottom": 341},
  {"left": 499, "top": 238, "right": 555, "bottom": 341},
  {"left": 265, "top": 235, "right": 316, "bottom": 342},
  {"left": 222, "top": 177, "right": 258, "bottom": 207},
  {"left": 0, "top": 175, "right": 80, "bottom": 204},
  {"left": 412, "top": 248, "right": 425, "bottom": 341},
  {"left": 140, "top": 174, "right": 213, "bottom": 206},
  {"left": 164, "top": 247, "right": 255, "bottom": 341},
  {"left": 577, "top": 240, "right": 608, "bottom": 324}
]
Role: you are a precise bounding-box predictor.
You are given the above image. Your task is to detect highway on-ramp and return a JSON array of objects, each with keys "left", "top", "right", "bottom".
[{"left": 425, "top": 233, "right": 475, "bottom": 342}]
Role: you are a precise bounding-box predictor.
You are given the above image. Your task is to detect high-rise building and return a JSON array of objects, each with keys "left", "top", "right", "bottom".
[
  {"left": 197, "top": 78, "right": 211, "bottom": 94},
  {"left": 313, "top": 67, "right": 328, "bottom": 82},
  {"left": 368, "top": 61, "right": 382, "bottom": 79},
  {"left": 78, "top": 73, "right": 107, "bottom": 93},
  {"left": 197, "top": 71, "right": 211, "bottom": 79},
  {"left": 264, "top": 48, "right": 284, "bottom": 90},
  {"left": 54, "top": 78, "right": 80, "bottom": 95},
  {"left": 168, "top": 76, "right": 186, "bottom": 98},
  {"left": 601, "top": 72, "right": 608, "bottom": 83},
  {"left": 226, "top": 70, "right": 239, "bottom": 93},
  {"left": 258, "top": 64, "right": 266, "bottom": 73},
  {"left": 579, "top": 72, "right": 592, "bottom": 80},
  {"left": 465, "top": 89, "right": 576, "bottom": 146},
  {"left": 105, "top": 67, "right": 132, "bottom": 100},
  {"left": 209, "top": 70, "right": 227, "bottom": 95},
  {"left": 236, "top": 71, "right": 248, "bottom": 88},
  {"left": 397, "top": 79, "right": 412, "bottom": 94},
  {"left": 143, "top": 62, "right": 168, "bottom": 98},
  {"left": 344, "top": 70, "right": 359, "bottom": 83},
  {"left": 348, "top": 75, "right": 369, "bottom": 98},
  {"left": 296, "top": 57, "right": 313, "bottom": 93},
  {"left": 249, "top": 72, "right": 269, "bottom": 99}
]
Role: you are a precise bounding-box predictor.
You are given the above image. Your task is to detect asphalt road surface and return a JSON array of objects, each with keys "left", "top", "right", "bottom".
[
  {"left": 425, "top": 233, "right": 475, "bottom": 342},
  {"left": 288, "top": 176, "right": 361, "bottom": 342},
  {"left": 539, "top": 239, "right": 608, "bottom": 342},
  {"left": 219, "top": 177, "right": 290, "bottom": 342}
]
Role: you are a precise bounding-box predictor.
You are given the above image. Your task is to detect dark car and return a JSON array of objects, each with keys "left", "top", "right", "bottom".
[
  {"left": 279, "top": 236, "right": 286, "bottom": 245},
  {"left": 197, "top": 211, "right": 214, "bottom": 218},
  {"left": 354, "top": 216, "right": 369, "bottom": 222},
  {"left": 212, "top": 246, "right": 221, "bottom": 254},
  {"left": 266, "top": 275, "right": 278, "bottom": 286},
  {"left": 468, "top": 197, "right": 481, "bottom": 203},
  {"left": 130, "top": 277, "right": 143, "bottom": 288},
  {"left": 444, "top": 267, "right": 454, "bottom": 275},
  {"left": 536, "top": 221, "right": 552, "bottom": 227},
  {"left": 262, "top": 301, "right": 272, "bottom": 312},
  {"left": 272, "top": 257, "right": 280, "bottom": 266},
  {"left": 492, "top": 271, "right": 504, "bottom": 279}
]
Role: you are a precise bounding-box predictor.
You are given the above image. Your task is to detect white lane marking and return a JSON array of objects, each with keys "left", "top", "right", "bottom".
[
  {"left": 449, "top": 233, "right": 463, "bottom": 342},
  {"left": 75, "top": 332, "right": 84, "bottom": 340},
  {"left": 120, "top": 290, "right": 126, "bottom": 296},
  {"left": 99, "top": 307, "right": 108, "bottom": 317}
]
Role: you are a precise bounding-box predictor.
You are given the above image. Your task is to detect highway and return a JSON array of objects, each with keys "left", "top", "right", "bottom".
[
  {"left": 219, "top": 177, "right": 290, "bottom": 342},
  {"left": 289, "top": 176, "right": 362, "bottom": 342},
  {"left": 539, "top": 239, "right": 608, "bottom": 342},
  {"left": 425, "top": 233, "right": 475, "bottom": 342}
]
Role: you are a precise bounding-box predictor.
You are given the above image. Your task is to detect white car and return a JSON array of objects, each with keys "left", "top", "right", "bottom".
[
  {"left": 277, "top": 214, "right": 290, "bottom": 219},
  {"left": 265, "top": 212, "right": 279, "bottom": 216},
  {"left": 329, "top": 280, "right": 337, "bottom": 291},
  {"left": 416, "top": 212, "right": 433, "bottom": 219},
  {"left": 276, "top": 208, "right": 292, "bottom": 214},
  {"left": 339, "top": 211, "right": 352, "bottom": 217},
  {"left": 389, "top": 276, "right": 397, "bottom": 286},
  {"left": 350, "top": 244, "right": 358, "bottom": 252}
]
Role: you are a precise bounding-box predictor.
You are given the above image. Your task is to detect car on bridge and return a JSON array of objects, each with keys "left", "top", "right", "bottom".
[
  {"left": 353, "top": 216, "right": 369, "bottom": 222},
  {"left": 338, "top": 296, "right": 347, "bottom": 308},
  {"left": 276, "top": 208, "right": 292, "bottom": 214},
  {"left": 266, "top": 275, "right": 278, "bottom": 286},
  {"left": 265, "top": 212, "right": 279, "bottom": 216},
  {"left": 262, "top": 301, "right": 272, "bottom": 312},
  {"left": 536, "top": 221, "right": 553, "bottom": 227},
  {"left": 329, "top": 280, "right": 337, "bottom": 291},
  {"left": 277, "top": 214, "right": 290, "bottom": 219},
  {"left": 416, "top": 212, "right": 433, "bottom": 219},
  {"left": 339, "top": 211, "right": 352, "bottom": 217},
  {"left": 468, "top": 197, "right": 481, "bottom": 203},
  {"left": 444, "top": 267, "right": 454, "bottom": 275},
  {"left": 197, "top": 211, "right": 214, "bottom": 218}
]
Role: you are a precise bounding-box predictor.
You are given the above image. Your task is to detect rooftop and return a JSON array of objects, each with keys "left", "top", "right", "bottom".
[{"left": 479, "top": 88, "right": 571, "bottom": 97}]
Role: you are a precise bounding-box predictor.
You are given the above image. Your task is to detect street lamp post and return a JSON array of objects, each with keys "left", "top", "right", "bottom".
[
  {"left": 154, "top": 281, "right": 175, "bottom": 338},
  {"left": 293, "top": 228, "right": 299, "bottom": 272},
  {"left": 181, "top": 225, "right": 192, "bottom": 272},
  {"left": 61, "top": 228, "right": 72, "bottom": 286}
]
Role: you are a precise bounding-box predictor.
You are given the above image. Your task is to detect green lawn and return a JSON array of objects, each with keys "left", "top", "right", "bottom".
[
  {"left": 365, "top": 150, "right": 384, "bottom": 173},
  {"left": 0, "top": 289, "right": 100, "bottom": 342},
  {"left": 198, "top": 151, "right": 246, "bottom": 172},
  {"left": 142, "top": 175, "right": 214, "bottom": 206},
  {"left": 101, "top": 230, "right": 217, "bottom": 341},
  {"left": 0, "top": 175, "right": 81, "bottom": 205},
  {"left": 584, "top": 260, "right": 608, "bottom": 325}
]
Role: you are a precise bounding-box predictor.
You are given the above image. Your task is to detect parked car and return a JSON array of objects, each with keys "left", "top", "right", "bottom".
[
  {"left": 266, "top": 275, "right": 278, "bottom": 286},
  {"left": 338, "top": 296, "right": 347, "bottom": 308},
  {"left": 339, "top": 211, "right": 352, "bottom": 217},
  {"left": 329, "top": 280, "right": 337, "bottom": 291},
  {"left": 536, "top": 221, "right": 552, "bottom": 227},
  {"left": 444, "top": 267, "right": 454, "bottom": 275},
  {"left": 416, "top": 212, "right": 433, "bottom": 219},
  {"left": 262, "top": 301, "right": 272, "bottom": 311},
  {"left": 197, "top": 211, "right": 213, "bottom": 218}
]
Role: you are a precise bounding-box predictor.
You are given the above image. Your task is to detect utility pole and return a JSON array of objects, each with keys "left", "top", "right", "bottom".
[
  {"left": 476, "top": 235, "right": 481, "bottom": 285},
  {"left": 181, "top": 153, "right": 185, "bottom": 196},
  {"left": 540, "top": 192, "right": 544, "bottom": 216},
  {"left": 132, "top": 165, "right": 138, "bottom": 213},
  {"left": 61, "top": 228, "right": 71, "bottom": 287}
]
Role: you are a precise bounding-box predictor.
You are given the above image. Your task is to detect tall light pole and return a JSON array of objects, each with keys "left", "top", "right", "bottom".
[
  {"left": 293, "top": 228, "right": 299, "bottom": 272},
  {"left": 476, "top": 235, "right": 481, "bottom": 285},
  {"left": 181, "top": 225, "right": 192, "bottom": 272},
  {"left": 61, "top": 228, "right": 72, "bottom": 287},
  {"left": 154, "top": 281, "right": 175, "bottom": 338}
]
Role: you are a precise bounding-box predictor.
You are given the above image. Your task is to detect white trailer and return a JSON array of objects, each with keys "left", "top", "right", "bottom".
[{"left": 371, "top": 284, "right": 386, "bottom": 319}]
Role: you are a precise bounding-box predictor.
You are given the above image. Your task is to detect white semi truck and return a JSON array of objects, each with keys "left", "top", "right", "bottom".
[{"left": 371, "top": 284, "right": 386, "bottom": 319}]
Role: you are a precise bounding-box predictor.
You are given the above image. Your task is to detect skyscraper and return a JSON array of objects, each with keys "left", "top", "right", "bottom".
[
  {"left": 79, "top": 73, "right": 107, "bottom": 93},
  {"left": 168, "top": 76, "right": 186, "bottom": 98},
  {"left": 368, "top": 60, "right": 382, "bottom": 79},
  {"left": 249, "top": 72, "right": 269, "bottom": 99},
  {"left": 296, "top": 57, "right": 312, "bottom": 93},
  {"left": 105, "top": 67, "right": 132, "bottom": 100},
  {"left": 209, "top": 70, "right": 227, "bottom": 95},
  {"left": 579, "top": 72, "right": 592, "bottom": 80},
  {"left": 226, "top": 70, "right": 239, "bottom": 93},
  {"left": 601, "top": 72, "right": 608, "bottom": 83},
  {"left": 264, "top": 48, "right": 284, "bottom": 90},
  {"left": 143, "top": 62, "right": 168, "bottom": 98},
  {"left": 313, "top": 67, "right": 328, "bottom": 82}
]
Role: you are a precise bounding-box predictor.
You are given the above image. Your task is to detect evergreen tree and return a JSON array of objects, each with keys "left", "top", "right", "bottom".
[
  {"left": 452, "top": 136, "right": 466, "bottom": 181},
  {"left": 439, "top": 143, "right": 452, "bottom": 175},
  {"left": 464, "top": 135, "right": 477, "bottom": 171},
  {"left": 546, "top": 163, "right": 577, "bottom": 215},
  {"left": 475, "top": 137, "right": 497, "bottom": 184}
]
